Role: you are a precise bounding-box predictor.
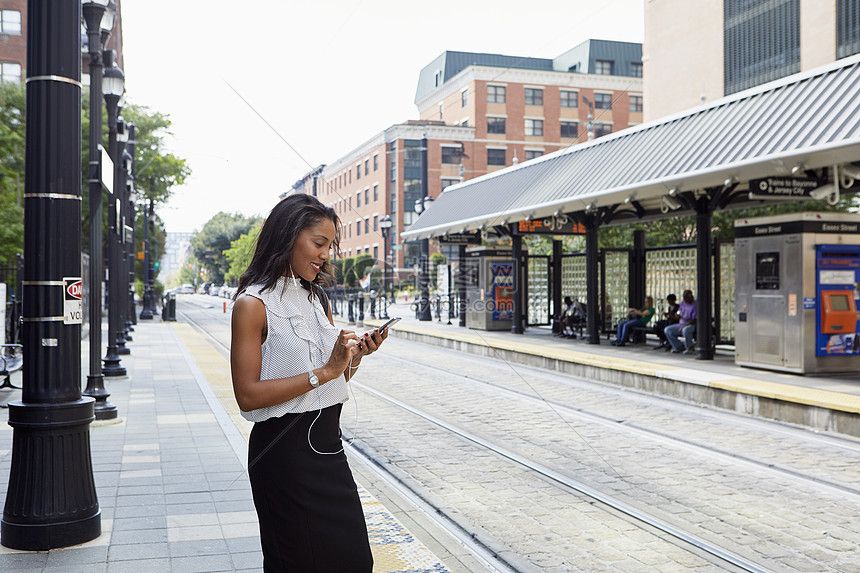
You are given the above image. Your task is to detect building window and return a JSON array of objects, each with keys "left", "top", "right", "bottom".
[
  {"left": 524, "top": 88, "right": 543, "bottom": 106},
  {"left": 595, "top": 60, "right": 614, "bottom": 75},
  {"left": 356, "top": 220, "right": 361, "bottom": 236},
  {"left": 560, "top": 121, "right": 578, "bottom": 138},
  {"left": 441, "top": 178, "right": 459, "bottom": 190},
  {"left": 364, "top": 188, "right": 369, "bottom": 204},
  {"left": 461, "top": 89, "right": 468, "bottom": 107},
  {"left": 356, "top": 165, "right": 361, "bottom": 180},
  {"left": 487, "top": 148, "right": 506, "bottom": 166},
  {"left": 486, "top": 116, "right": 506, "bottom": 134},
  {"left": 348, "top": 223, "right": 352, "bottom": 238},
  {"left": 525, "top": 119, "right": 543, "bottom": 137},
  {"left": 365, "top": 218, "right": 369, "bottom": 234},
  {"left": 461, "top": 119, "right": 468, "bottom": 127},
  {"left": 487, "top": 85, "right": 506, "bottom": 103},
  {"left": 439, "top": 102, "right": 443, "bottom": 120},
  {"left": 560, "top": 90, "right": 578, "bottom": 108},
  {"left": 0, "top": 62, "right": 21, "bottom": 83},
  {"left": 724, "top": 0, "right": 800, "bottom": 94},
  {"left": 356, "top": 191, "right": 361, "bottom": 208},
  {"left": 364, "top": 159, "right": 369, "bottom": 176},
  {"left": 525, "top": 150, "right": 543, "bottom": 161},
  {"left": 373, "top": 154, "right": 378, "bottom": 171},
  {"left": 373, "top": 184, "right": 378, "bottom": 201},
  {"left": 631, "top": 62, "right": 643, "bottom": 77},
  {"left": 373, "top": 215, "right": 378, "bottom": 232},
  {"left": 441, "top": 147, "right": 460, "bottom": 164},
  {"left": 0, "top": 10, "right": 21, "bottom": 35},
  {"left": 837, "top": 0, "right": 860, "bottom": 58},
  {"left": 629, "top": 95, "right": 643, "bottom": 113},
  {"left": 594, "top": 123, "right": 612, "bottom": 138},
  {"left": 594, "top": 93, "right": 612, "bottom": 110},
  {"left": 373, "top": 246, "right": 378, "bottom": 261}
]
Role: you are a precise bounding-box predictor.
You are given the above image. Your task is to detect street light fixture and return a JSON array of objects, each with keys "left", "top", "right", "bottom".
[
  {"left": 101, "top": 57, "right": 126, "bottom": 377},
  {"left": 379, "top": 214, "right": 392, "bottom": 318}
]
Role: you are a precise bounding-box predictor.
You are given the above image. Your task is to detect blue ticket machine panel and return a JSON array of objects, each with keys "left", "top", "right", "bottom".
[{"left": 815, "top": 244, "right": 860, "bottom": 356}]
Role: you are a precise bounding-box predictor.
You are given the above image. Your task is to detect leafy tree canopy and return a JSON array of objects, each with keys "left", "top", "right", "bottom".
[
  {"left": 224, "top": 225, "right": 261, "bottom": 285},
  {"left": 191, "top": 212, "right": 261, "bottom": 284}
]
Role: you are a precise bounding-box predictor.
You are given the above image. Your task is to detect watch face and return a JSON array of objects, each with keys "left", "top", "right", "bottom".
[{"left": 309, "top": 373, "right": 319, "bottom": 387}]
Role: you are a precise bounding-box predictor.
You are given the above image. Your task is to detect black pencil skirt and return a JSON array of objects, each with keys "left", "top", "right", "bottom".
[{"left": 248, "top": 403, "right": 373, "bottom": 572}]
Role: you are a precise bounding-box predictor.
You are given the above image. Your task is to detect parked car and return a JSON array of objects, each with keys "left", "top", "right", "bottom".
[
  {"left": 207, "top": 284, "right": 222, "bottom": 296},
  {"left": 180, "top": 284, "right": 194, "bottom": 294}
]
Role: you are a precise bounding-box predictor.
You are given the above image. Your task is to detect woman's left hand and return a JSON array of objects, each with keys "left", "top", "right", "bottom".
[{"left": 355, "top": 327, "right": 389, "bottom": 358}]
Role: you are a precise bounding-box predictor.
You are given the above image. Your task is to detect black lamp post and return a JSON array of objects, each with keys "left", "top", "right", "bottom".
[
  {"left": 139, "top": 198, "right": 155, "bottom": 319},
  {"left": 379, "top": 214, "right": 392, "bottom": 319},
  {"left": 126, "top": 123, "right": 138, "bottom": 329},
  {"left": 2, "top": 1, "right": 101, "bottom": 549},
  {"left": 413, "top": 196, "right": 433, "bottom": 321},
  {"left": 102, "top": 58, "right": 126, "bottom": 377},
  {"left": 81, "top": 0, "right": 118, "bottom": 419},
  {"left": 119, "top": 144, "right": 133, "bottom": 349}
]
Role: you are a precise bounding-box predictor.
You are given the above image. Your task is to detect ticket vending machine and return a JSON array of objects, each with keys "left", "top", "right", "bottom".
[
  {"left": 465, "top": 247, "right": 513, "bottom": 331},
  {"left": 735, "top": 212, "right": 860, "bottom": 374}
]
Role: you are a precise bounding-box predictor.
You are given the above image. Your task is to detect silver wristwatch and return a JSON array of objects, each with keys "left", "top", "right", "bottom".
[{"left": 308, "top": 371, "right": 320, "bottom": 388}]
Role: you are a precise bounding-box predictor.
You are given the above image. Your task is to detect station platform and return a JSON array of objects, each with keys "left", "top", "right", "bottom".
[
  {"left": 0, "top": 317, "right": 450, "bottom": 572},
  {"left": 352, "top": 301, "right": 860, "bottom": 439}
]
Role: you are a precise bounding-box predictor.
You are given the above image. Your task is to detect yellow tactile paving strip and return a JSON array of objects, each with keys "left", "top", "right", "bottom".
[
  {"left": 170, "top": 322, "right": 449, "bottom": 573},
  {"left": 365, "top": 319, "right": 860, "bottom": 416}
]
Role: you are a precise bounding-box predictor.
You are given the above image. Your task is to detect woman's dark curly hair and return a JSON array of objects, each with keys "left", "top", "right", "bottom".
[{"left": 235, "top": 194, "right": 341, "bottom": 302}]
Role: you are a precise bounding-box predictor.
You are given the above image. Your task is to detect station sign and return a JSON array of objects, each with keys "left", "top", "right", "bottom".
[
  {"left": 516, "top": 217, "right": 586, "bottom": 235},
  {"left": 439, "top": 231, "right": 482, "bottom": 245},
  {"left": 63, "top": 277, "right": 82, "bottom": 325},
  {"left": 99, "top": 144, "right": 113, "bottom": 195},
  {"left": 747, "top": 176, "right": 825, "bottom": 200}
]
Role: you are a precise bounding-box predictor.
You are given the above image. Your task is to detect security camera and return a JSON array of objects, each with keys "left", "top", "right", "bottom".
[
  {"left": 809, "top": 183, "right": 840, "bottom": 205},
  {"left": 660, "top": 195, "right": 682, "bottom": 213},
  {"left": 841, "top": 164, "right": 860, "bottom": 181}
]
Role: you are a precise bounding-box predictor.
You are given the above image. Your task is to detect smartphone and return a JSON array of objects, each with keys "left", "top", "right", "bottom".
[{"left": 379, "top": 317, "right": 401, "bottom": 330}]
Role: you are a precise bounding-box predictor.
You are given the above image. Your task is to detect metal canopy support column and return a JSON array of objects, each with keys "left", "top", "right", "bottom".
[
  {"left": 458, "top": 244, "right": 467, "bottom": 327},
  {"left": 695, "top": 197, "right": 714, "bottom": 361},
  {"left": 631, "top": 230, "right": 646, "bottom": 307},
  {"left": 585, "top": 219, "right": 600, "bottom": 344},
  {"left": 511, "top": 234, "right": 524, "bottom": 334},
  {"left": 552, "top": 239, "right": 562, "bottom": 332}
]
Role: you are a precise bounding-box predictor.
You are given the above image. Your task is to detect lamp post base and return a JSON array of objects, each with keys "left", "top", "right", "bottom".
[
  {"left": 102, "top": 347, "right": 126, "bottom": 377},
  {"left": 83, "top": 375, "right": 118, "bottom": 420},
  {"left": 1, "top": 399, "right": 101, "bottom": 550}
]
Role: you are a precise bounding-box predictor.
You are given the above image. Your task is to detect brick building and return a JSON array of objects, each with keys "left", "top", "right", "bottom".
[
  {"left": 293, "top": 39, "right": 643, "bottom": 279},
  {"left": 643, "top": 0, "right": 860, "bottom": 120},
  {"left": 0, "top": 0, "right": 124, "bottom": 85}
]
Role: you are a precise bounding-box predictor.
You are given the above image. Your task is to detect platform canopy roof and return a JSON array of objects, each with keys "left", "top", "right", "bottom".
[{"left": 402, "top": 54, "right": 860, "bottom": 241}]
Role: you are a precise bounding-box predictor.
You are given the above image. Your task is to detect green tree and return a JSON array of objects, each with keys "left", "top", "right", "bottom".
[
  {"left": 0, "top": 81, "right": 25, "bottom": 263},
  {"left": 191, "top": 212, "right": 261, "bottom": 284},
  {"left": 224, "top": 225, "right": 261, "bottom": 284},
  {"left": 429, "top": 252, "right": 447, "bottom": 286}
]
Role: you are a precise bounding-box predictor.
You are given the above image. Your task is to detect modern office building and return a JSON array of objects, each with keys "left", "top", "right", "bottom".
[
  {"left": 644, "top": 0, "right": 860, "bottom": 120},
  {"left": 160, "top": 231, "right": 194, "bottom": 286},
  {"left": 0, "top": 0, "right": 124, "bottom": 85},
  {"left": 294, "top": 39, "right": 643, "bottom": 275}
]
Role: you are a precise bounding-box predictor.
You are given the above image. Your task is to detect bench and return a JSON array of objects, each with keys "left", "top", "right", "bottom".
[{"left": 0, "top": 343, "right": 23, "bottom": 393}]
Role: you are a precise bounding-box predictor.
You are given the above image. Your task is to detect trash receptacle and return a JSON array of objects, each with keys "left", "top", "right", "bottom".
[{"left": 162, "top": 293, "right": 176, "bottom": 321}]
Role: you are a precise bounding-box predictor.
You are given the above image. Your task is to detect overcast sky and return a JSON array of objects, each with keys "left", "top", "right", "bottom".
[{"left": 121, "top": 0, "right": 644, "bottom": 234}]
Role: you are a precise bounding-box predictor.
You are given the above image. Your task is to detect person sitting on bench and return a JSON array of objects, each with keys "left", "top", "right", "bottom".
[
  {"left": 610, "top": 296, "right": 655, "bottom": 346},
  {"left": 652, "top": 294, "right": 680, "bottom": 350},
  {"left": 665, "top": 289, "right": 697, "bottom": 354},
  {"left": 558, "top": 296, "right": 585, "bottom": 338}
]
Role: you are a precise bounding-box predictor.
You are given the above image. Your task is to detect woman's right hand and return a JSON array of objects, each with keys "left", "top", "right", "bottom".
[{"left": 323, "top": 330, "right": 360, "bottom": 381}]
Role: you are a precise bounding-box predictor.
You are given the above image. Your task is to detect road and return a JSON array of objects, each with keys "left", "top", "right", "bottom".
[{"left": 179, "top": 293, "right": 860, "bottom": 573}]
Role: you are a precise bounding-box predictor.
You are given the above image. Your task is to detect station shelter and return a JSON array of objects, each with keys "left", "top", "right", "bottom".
[{"left": 402, "top": 55, "right": 860, "bottom": 364}]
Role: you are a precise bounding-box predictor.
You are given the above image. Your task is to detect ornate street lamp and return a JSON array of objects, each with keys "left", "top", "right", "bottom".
[
  {"left": 413, "top": 196, "right": 433, "bottom": 321},
  {"left": 101, "top": 57, "right": 126, "bottom": 377},
  {"left": 2, "top": 2, "right": 101, "bottom": 549},
  {"left": 379, "top": 214, "right": 392, "bottom": 319},
  {"left": 81, "top": 0, "right": 117, "bottom": 418}
]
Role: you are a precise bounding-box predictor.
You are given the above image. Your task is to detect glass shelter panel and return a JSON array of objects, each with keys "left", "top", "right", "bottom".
[{"left": 527, "top": 256, "right": 550, "bottom": 326}]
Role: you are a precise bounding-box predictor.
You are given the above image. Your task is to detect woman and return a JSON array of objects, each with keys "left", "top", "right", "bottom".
[
  {"left": 610, "top": 296, "right": 655, "bottom": 347},
  {"left": 231, "top": 194, "right": 387, "bottom": 572}
]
